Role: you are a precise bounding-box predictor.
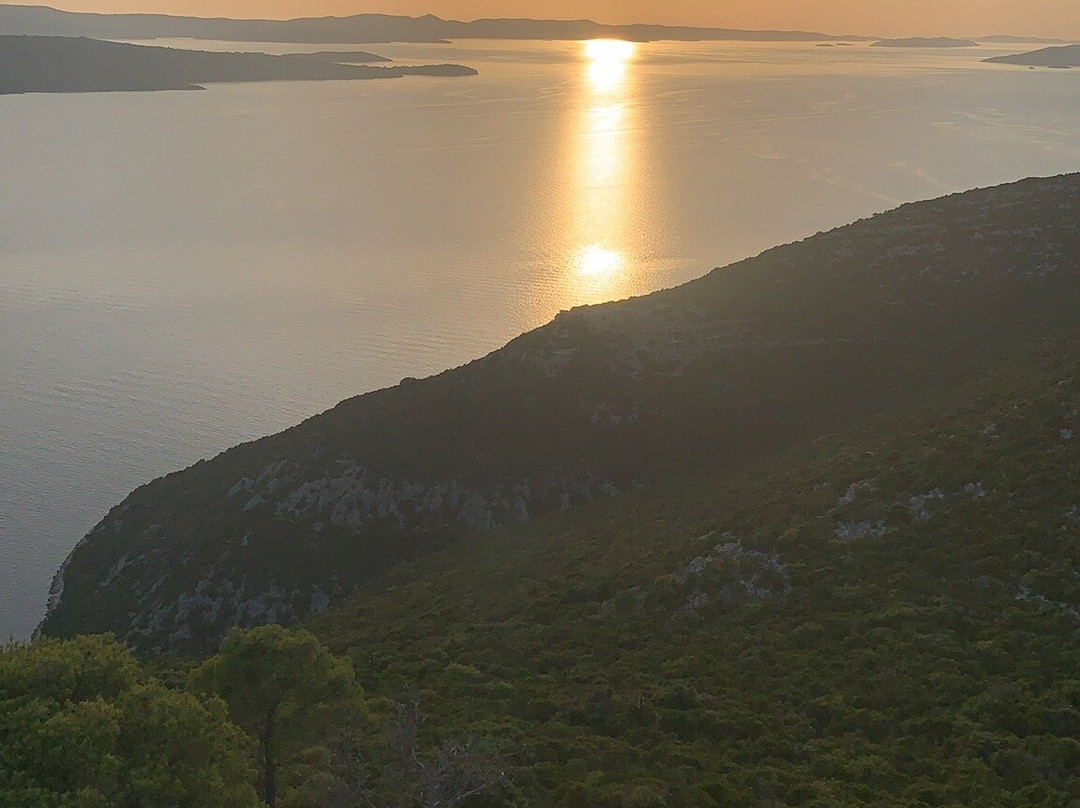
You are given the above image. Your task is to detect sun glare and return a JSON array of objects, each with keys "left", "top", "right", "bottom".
[
  {"left": 576, "top": 244, "right": 625, "bottom": 277},
  {"left": 585, "top": 39, "right": 637, "bottom": 93}
]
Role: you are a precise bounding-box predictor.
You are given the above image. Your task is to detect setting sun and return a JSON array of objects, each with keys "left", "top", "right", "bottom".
[{"left": 584, "top": 38, "right": 637, "bottom": 93}]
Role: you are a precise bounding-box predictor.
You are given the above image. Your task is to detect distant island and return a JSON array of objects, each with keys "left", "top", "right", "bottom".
[
  {"left": 0, "top": 36, "right": 476, "bottom": 95},
  {"left": 979, "top": 35, "right": 1069, "bottom": 44},
  {"left": 299, "top": 50, "right": 392, "bottom": 64},
  {"left": 0, "top": 3, "right": 872, "bottom": 44},
  {"left": 984, "top": 43, "right": 1080, "bottom": 67},
  {"left": 872, "top": 37, "right": 980, "bottom": 48}
]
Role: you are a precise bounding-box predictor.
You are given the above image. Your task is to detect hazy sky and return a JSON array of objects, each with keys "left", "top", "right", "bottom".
[{"left": 14, "top": 0, "right": 1080, "bottom": 38}]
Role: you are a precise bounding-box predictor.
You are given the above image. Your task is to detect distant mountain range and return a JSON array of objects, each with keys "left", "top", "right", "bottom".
[
  {"left": 0, "top": 4, "right": 873, "bottom": 43},
  {"left": 39, "top": 174, "right": 1080, "bottom": 653},
  {"left": 0, "top": 35, "right": 476, "bottom": 94}
]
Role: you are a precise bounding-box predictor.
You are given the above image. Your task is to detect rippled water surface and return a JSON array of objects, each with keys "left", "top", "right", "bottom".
[{"left": 3, "top": 38, "right": 1079, "bottom": 639}]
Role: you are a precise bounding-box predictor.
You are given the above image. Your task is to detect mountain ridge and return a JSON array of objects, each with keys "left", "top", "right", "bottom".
[
  {"left": 38, "top": 173, "right": 1080, "bottom": 653},
  {"left": 0, "top": 4, "right": 872, "bottom": 43}
]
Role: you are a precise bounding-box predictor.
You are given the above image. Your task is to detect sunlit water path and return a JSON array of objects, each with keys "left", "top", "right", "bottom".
[{"left": 2, "top": 39, "right": 1080, "bottom": 638}]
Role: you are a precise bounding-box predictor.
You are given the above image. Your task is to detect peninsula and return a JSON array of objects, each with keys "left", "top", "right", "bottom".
[
  {"left": 984, "top": 43, "right": 1080, "bottom": 67},
  {"left": 0, "top": 36, "right": 476, "bottom": 95}
]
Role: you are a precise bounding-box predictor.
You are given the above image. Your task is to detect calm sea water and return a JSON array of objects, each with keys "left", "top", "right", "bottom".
[{"left": 2, "top": 39, "right": 1079, "bottom": 640}]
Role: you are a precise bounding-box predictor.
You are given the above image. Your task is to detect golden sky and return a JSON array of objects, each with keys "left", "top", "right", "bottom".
[{"left": 14, "top": 0, "right": 1080, "bottom": 38}]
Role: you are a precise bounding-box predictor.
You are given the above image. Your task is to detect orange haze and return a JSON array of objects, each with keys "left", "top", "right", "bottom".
[{"left": 7, "top": 0, "right": 1080, "bottom": 39}]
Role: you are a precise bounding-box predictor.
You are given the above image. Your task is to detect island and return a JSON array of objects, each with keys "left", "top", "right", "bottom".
[
  {"left": 984, "top": 43, "right": 1080, "bottom": 67},
  {"left": 0, "top": 36, "right": 477, "bottom": 95},
  {"left": 871, "top": 37, "right": 980, "bottom": 48},
  {"left": 980, "top": 35, "right": 1068, "bottom": 44}
]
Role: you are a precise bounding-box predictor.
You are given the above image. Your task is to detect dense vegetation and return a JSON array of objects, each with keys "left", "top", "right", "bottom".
[
  {"left": 0, "top": 635, "right": 259, "bottom": 807},
  {"left": 8, "top": 348, "right": 1080, "bottom": 806},
  {"left": 305, "top": 349, "right": 1080, "bottom": 807},
  {"left": 0, "top": 630, "right": 513, "bottom": 808}
]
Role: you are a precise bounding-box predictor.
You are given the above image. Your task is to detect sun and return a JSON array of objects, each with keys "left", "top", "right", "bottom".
[
  {"left": 584, "top": 39, "right": 637, "bottom": 93},
  {"left": 585, "top": 39, "right": 636, "bottom": 62}
]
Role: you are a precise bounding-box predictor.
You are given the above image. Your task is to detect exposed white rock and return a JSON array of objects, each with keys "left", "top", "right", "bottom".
[
  {"left": 684, "top": 556, "right": 711, "bottom": 577},
  {"left": 840, "top": 480, "right": 874, "bottom": 506},
  {"left": 684, "top": 589, "right": 710, "bottom": 615},
  {"left": 907, "top": 489, "right": 945, "bottom": 521},
  {"left": 99, "top": 554, "right": 130, "bottom": 589},
  {"left": 680, "top": 540, "right": 791, "bottom": 597},
  {"left": 1016, "top": 585, "right": 1080, "bottom": 622},
  {"left": 835, "top": 520, "right": 888, "bottom": 542}
]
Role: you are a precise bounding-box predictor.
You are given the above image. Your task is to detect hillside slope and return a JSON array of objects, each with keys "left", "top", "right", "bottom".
[
  {"left": 312, "top": 353, "right": 1080, "bottom": 807},
  {"left": 39, "top": 174, "right": 1080, "bottom": 653}
]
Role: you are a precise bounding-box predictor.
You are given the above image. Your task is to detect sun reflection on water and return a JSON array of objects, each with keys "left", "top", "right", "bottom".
[
  {"left": 567, "top": 39, "right": 639, "bottom": 304},
  {"left": 576, "top": 244, "right": 625, "bottom": 277},
  {"left": 584, "top": 103, "right": 625, "bottom": 186}
]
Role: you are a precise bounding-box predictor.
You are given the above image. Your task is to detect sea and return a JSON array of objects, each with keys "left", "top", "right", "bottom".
[{"left": 3, "top": 37, "right": 1079, "bottom": 640}]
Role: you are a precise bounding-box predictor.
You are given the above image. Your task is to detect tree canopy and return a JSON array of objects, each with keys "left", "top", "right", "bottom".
[
  {"left": 0, "top": 635, "right": 260, "bottom": 808},
  {"left": 193, "top": 625, "right": 355, "bottom": 807}
]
